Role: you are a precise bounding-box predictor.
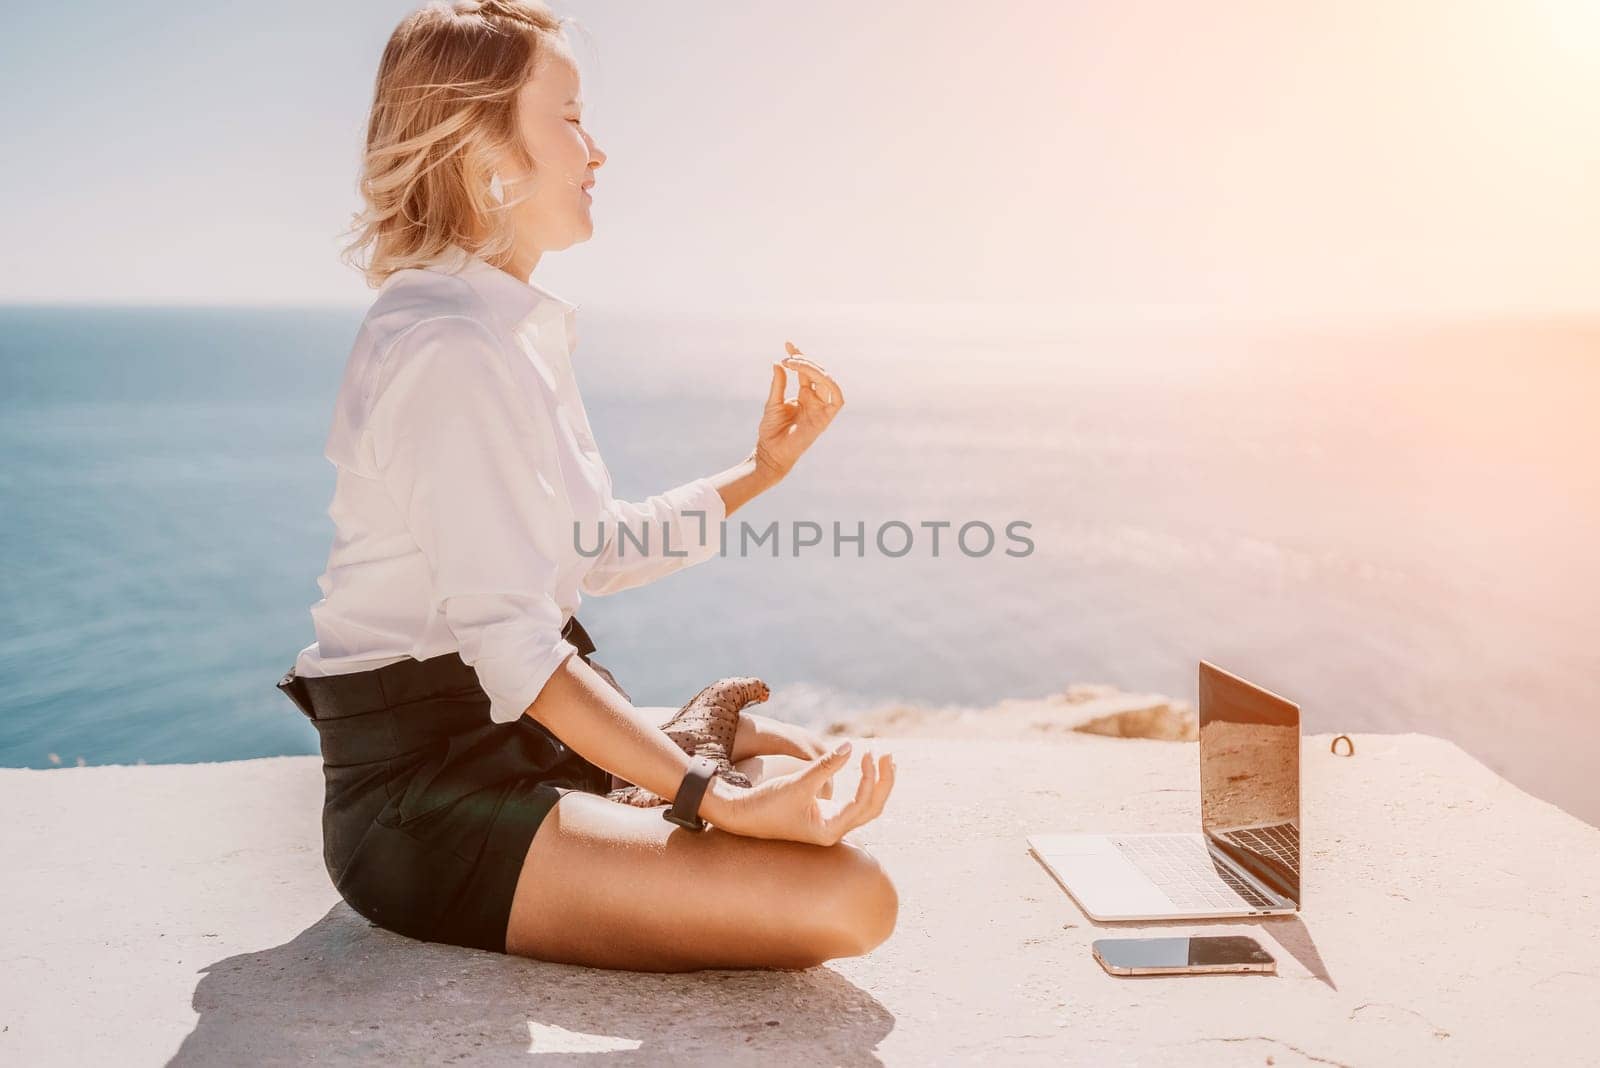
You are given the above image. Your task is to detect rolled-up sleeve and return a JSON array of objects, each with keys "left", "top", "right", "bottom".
[
  {"left": 579, "top": 476, "right": 727, "bottom": 596},
  {"left": 369, "top": 315, "right": 579, "bottom": 720}
]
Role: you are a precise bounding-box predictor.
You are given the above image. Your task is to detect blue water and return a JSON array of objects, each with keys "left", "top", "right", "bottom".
[{"left": 3, "top": 306, "right": 1597, "bottom": 822}]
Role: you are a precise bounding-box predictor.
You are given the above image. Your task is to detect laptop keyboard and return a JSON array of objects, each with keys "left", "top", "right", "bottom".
[
  {"left": 1215, "top": 823, "right": 1300, "bottom": 872},
  {"left": 1111, "top": 835, "right": 1274, "bottom": 910}
]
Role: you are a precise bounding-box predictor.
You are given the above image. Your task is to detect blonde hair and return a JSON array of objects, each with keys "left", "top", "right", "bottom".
[{"left": 340, "top": 0, "right": 574, "bottom": 287}]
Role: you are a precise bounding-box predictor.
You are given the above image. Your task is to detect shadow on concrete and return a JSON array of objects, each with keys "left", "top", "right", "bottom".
[
  {"left": 169, "top": 904, "right": 895, "bottom": 1066},
  {"left": 1255, "top": 915, "right": 1335, "bottom": 990}
]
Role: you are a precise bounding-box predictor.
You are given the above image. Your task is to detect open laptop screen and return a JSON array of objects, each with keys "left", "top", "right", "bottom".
[{"left": 1198, "top": 662, "right": 1301, "bottom": 905}]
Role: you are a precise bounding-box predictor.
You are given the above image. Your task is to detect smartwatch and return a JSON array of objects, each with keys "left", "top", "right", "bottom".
[{"left": 663, "top": 755, "right": 717, "bottom": 832}]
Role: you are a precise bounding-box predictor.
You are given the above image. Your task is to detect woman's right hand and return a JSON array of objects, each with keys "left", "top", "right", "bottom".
[{"left": 700, "top": 740, "right": 895, "bottom": 845}]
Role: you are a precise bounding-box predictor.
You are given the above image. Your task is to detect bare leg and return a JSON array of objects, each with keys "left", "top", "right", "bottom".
[
  {"left": 504, "top": 779, "right": 896, "bottom": 970},
  {"left": 636, "top": 704, "right": 679, "bottom": 729},
  {"left": 735, "top": 752, "right": 833, "bottom": 799}
]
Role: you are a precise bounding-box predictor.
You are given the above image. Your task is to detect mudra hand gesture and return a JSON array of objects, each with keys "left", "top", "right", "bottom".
[
  {"left": 608, "top": 676, "right": 894, "bottom": 846},
  {"left": 750, "top": 342, "right": 846, "bottom": 481}
]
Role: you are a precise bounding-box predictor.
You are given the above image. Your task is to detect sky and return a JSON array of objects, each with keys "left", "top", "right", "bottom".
[{"left": 2, "top": 0, "right": 1596, "bottom": 319}]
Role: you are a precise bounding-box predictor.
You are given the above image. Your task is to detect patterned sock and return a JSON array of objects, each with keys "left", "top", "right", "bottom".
[{"left": 606, "top": 676, "right": 771, "bottom": 808}]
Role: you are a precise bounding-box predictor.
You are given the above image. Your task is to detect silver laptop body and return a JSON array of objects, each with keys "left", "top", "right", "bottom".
[{"left": 1027, "top": 661, "right": 1301, "bottom": 921}]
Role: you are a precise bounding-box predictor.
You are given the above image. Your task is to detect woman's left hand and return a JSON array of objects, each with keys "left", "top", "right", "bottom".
[
  {"left": 732, "top": 710, "right": 833, "bottom": 764},
  {"left": 751, "top": 345, "right": 845, "bottom": 481}
]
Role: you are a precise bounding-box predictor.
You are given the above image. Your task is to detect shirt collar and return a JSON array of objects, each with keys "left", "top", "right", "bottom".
[{"left": 429, "top": 243, "right": 580, "bottom": 337}]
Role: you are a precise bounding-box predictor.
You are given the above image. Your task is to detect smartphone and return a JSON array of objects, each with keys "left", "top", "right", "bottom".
[{"left": 1093, "top": 936, "right": 1275, "bottom": 977}]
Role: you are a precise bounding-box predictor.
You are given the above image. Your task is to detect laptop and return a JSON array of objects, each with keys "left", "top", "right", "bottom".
[{"left": 1027, "top": 661, "right": 1301, "bottom": 921}]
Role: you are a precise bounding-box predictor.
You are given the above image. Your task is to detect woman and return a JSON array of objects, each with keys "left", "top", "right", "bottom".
[{"left": 275, "top": 0, "right": 898, "bottom": 970}]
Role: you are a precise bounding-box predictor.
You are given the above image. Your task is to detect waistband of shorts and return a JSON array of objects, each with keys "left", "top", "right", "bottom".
[{"left": 277, "top": 614, "right": 596, "bottom": 722}]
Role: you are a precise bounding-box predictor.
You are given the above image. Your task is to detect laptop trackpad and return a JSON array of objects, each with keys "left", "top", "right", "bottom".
[{"left": 1028, "top": 834, "right": 1176, "bottom": 920}]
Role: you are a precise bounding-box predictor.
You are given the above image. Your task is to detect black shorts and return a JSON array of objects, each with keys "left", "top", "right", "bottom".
[{"left": 275, "top": 615, "right": 623, "bottom": 954}]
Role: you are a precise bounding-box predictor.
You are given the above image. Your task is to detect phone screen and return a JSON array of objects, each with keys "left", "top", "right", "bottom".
[{"left": 1094, "top": 936, "right": 1274, "bottom": 974}]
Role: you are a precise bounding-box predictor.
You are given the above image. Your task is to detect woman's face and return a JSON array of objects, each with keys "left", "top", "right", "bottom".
[{"left": 499, "top": 40, "right": 605, "bottom": 260}]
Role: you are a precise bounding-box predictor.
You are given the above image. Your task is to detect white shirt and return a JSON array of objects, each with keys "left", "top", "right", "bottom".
[{"left": 292, "top": 245, "right": 726, "bottom": 723}]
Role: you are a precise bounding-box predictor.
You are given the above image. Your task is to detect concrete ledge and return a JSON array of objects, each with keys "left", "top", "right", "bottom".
[{"left": 4, "top": 723, "right": 1599, "bottom": 1064}]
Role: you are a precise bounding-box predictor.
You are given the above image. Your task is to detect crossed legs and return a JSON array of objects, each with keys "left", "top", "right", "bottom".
[{"left": 504, "top": 751, "right": 896, "bottom": 971}]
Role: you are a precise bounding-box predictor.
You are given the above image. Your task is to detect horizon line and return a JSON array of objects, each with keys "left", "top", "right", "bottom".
[{"left": 3, "top": 299, "right": 1599, "bottom": 331}]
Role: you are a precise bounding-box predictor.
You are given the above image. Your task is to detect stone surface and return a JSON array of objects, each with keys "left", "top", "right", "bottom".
[
  {"left": 825, "top": 684, "right": 1199, "bottom": 742},
  {"left": 4, "top": 729, "right": 1598, "bottom": 1065}
]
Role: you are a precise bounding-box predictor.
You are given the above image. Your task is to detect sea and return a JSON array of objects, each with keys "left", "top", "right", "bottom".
[{"left": 2, "top": 304, "right": 1596, "bottom": 824}]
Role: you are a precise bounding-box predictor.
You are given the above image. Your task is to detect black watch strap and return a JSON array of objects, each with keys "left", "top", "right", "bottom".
[{"left": 663, "top": 756, "right": 717, "bottom": 832}]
